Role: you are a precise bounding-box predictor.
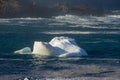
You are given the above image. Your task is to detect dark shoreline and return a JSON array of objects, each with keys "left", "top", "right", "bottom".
[{"left": 0, "top": 0, "right": 111, "bottom": 18}]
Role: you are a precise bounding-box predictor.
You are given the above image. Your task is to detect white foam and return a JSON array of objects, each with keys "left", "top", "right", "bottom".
[
  {"left": 1, "top": 15, "right": 119, "bottom": 29},
  {"left": 42, "top": 31, "right": 91, "bottom": 34},
  {"left": 55, "top": 15, "right": 90, "bottom": 25},
  {"left": 0, "top": 17, "right": 44, "bottom": 21},
  {"left": 41, "top": 31, "right": 120, "bottom": 35},
  {"left": 107, "top": 15, "right": 120, "bottom": 18},
  {"left": 54, "top": 14, "right": 120, "bottom": 29},
  {"left": 0, "top": 17, "right": 45, "bottom": 26}
]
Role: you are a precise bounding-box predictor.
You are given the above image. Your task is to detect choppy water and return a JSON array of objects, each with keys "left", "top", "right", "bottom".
[
  {"left": 0, "top": 14, "right": 120, "bottom": 58},
  {"left": 0, "top": 14, "right": 120, "bottom": 79}
]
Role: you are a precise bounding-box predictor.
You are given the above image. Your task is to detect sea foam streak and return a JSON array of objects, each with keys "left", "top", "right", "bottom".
[
  {"left": 14, "top": 36, "right": 87, "bottom": 57},
  {"left": 0, "top": 15, "right": 119, "bottom": 29},
  {"left": 0, "top": 17, "right": 44, "bottom": 21},
  {"left": 107, "top": 15, "right": 120, "bottom": 18},
  {"left": 42, "top": 31, "right": 120, "bottom": 35}
]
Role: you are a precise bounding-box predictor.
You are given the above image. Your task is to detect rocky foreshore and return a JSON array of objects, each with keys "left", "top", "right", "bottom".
[{"left": 0, "top": 58, "right": 120, "bottom": 80}]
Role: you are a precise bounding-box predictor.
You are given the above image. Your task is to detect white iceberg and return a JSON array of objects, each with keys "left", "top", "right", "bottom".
[
  {"left": 32, "top": 41, "right": 66, "bottom": 56},
  {"left": 14, "top": 36, "right": 88, "bottom": 57},
  {"left": 49, "top": 36, "right": 88, "bottom": 57}
]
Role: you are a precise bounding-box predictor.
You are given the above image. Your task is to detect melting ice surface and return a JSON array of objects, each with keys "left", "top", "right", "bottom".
[{"left": 14, "top": 36, "right": 87, "bottom": 57}]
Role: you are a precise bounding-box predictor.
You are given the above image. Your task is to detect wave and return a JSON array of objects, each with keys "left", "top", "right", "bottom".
[
  {"left": 53, "top": 14, "right": 120, "bottom": 28},
  {"left": 54, "top": 14, "right": 90, "bottom": 25},
  {"left": 42, "top": 31, "right": 120, "bottom": 35},
  {"left": 0, "top": 17, "right": 44, "bottom": 21},
  {"left": 0, "top": 14, "right": 119, "bottom": 21},
  {"left": 0, "top": 14, "right": 119, "bottom": 29},
  {"left": 107, "top": 15, "right": 120, "bottom": 18},
  {"left": 0, "top": 17, "right": 46, "bottom": 26},
  {"left": 1, "top": 31, "right": 119, "bottom": 35}
]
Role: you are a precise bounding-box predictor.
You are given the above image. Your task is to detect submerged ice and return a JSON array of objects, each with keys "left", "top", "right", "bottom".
[
  {"left": 14, "top": 47, "right": 31, "bottom": 54},
  {"left": 14, "top": 36, "right": 87, "bottom": 57}
]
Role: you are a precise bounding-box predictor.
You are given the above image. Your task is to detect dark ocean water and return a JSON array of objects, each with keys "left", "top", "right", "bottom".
[{"left": 0, "top": 14, "right": 120, "bottom": 80}]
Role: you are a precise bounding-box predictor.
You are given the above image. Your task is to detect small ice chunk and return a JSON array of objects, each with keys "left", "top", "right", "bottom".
[
  {"left": 24, "top": 77, "right": 29, "bottom": 80},
  {"left": 14, "top": 47, "right": 31, "bottom": 54}
]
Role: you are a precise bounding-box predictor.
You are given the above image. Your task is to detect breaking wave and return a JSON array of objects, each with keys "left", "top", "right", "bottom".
[
  {"left": 0, "top": 14, "right": 119, "bottom": 28},
  {"left": 107, "top": 15, "right": 120, "bottom": 18},
  {"left": 0, "top": 17, "right": 44, "bottom": 21},
  {"left": 0, "top": 14, "right": 119, "bottom": 35}
]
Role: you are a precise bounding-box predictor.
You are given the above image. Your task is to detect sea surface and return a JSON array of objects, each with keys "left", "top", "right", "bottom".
[{"left": 0, "top": 13, "right": 120, "bottom": 80}]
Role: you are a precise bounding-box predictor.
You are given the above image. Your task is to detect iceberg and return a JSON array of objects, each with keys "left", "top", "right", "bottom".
[
  {"left": 14, "top": 36, "right": 88, "bottom": 57},
  {"left": 32, "top": 41, "right": 66, "bottom": 56},
  {"left": 49, "top": 37, "right": 88, "bottom": 57}
]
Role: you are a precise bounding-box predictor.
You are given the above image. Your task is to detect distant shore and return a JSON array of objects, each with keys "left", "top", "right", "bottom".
[{"left": 0, "top": 0, "right": 110, "bottom": 18}]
